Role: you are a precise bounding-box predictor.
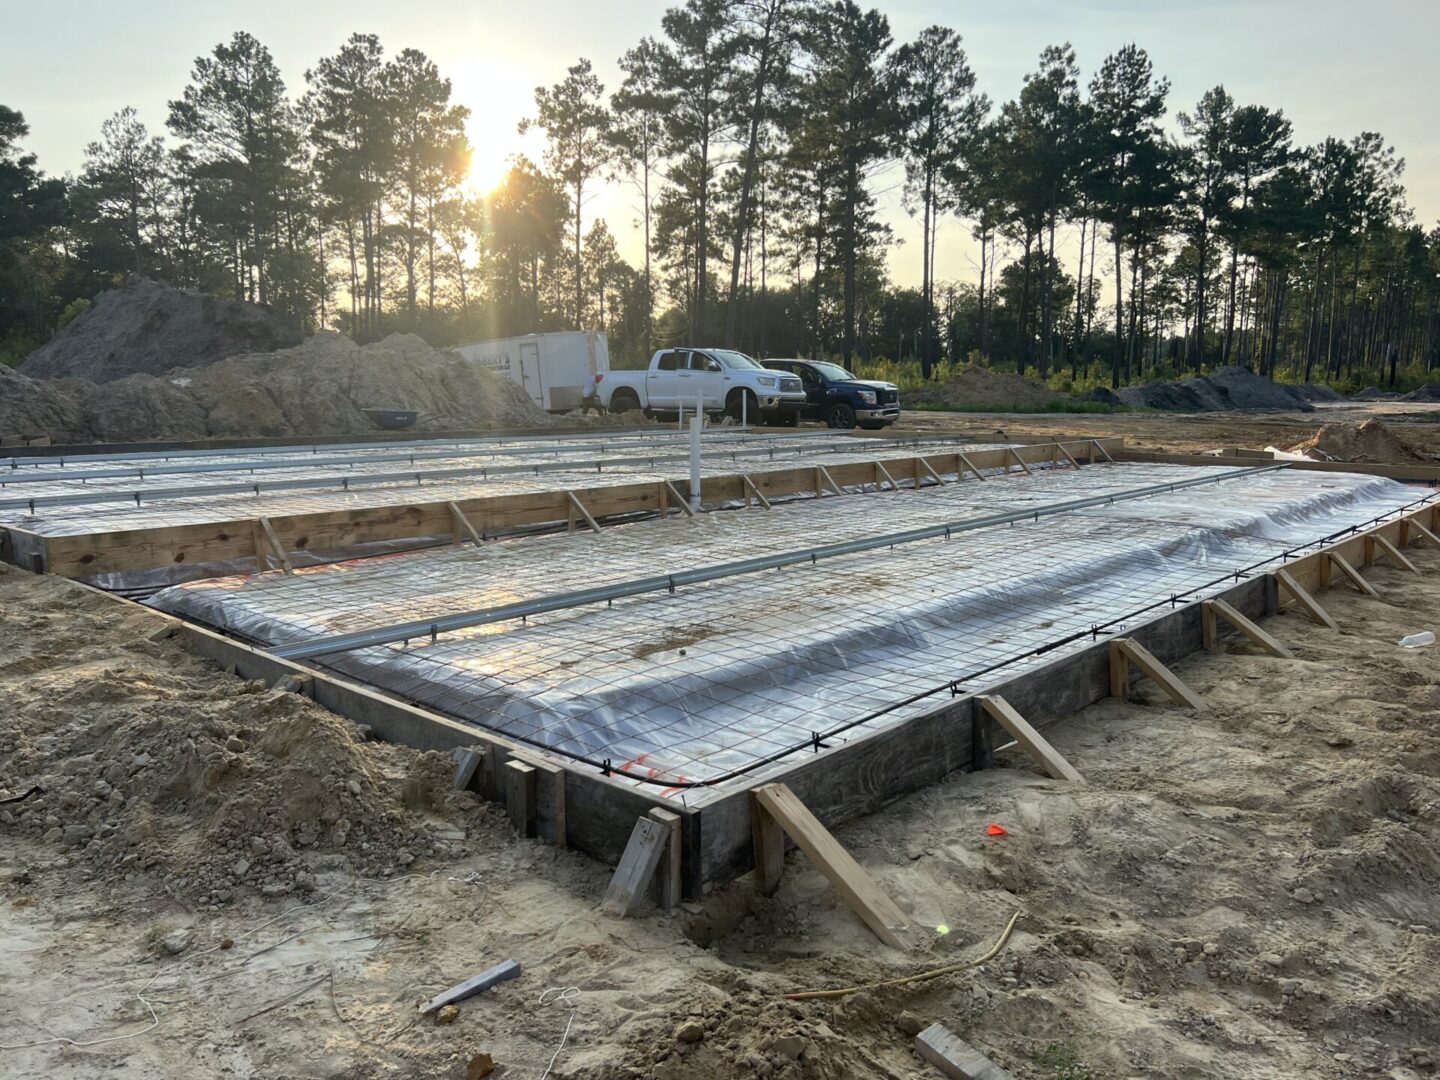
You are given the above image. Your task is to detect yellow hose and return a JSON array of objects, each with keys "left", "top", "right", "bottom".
[{"left": 783, "top": 909, "right": 1022, "bottom": 1002}]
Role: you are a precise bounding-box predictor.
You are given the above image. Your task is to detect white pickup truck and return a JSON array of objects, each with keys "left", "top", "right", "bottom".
[{"left": 600, "top": 347, "right": 808, "bottom": 423}]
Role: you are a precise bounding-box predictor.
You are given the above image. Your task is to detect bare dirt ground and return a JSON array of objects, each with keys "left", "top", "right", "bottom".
[
  {"left": 894, "top": 400, "right": 1440, "bottom": 459},
  {"left": 3, "top": 504, "right": 1440, "bottom": 1078}
]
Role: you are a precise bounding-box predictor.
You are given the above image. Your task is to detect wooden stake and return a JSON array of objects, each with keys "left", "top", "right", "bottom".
[
  {"left": 1006, "top": 448, "right": 1032, "bottom": 475},
  {"left": 649, "top": 807, "right": 682, "bottom": 910},
  {"left": 566, "top": 491, "right": 601, "bottom": 534},
  {"left": 751, "top": 791, "right": 786, "bottom": 896},
  {"left": 919, "top": 458, "right": 947, "bottom": 487},
  {"left": 1368, "top": 533, "right": 1420, "bottom": 575},
  {"left": 1201, "top": 598, "right": 1293, "bottom": 658},
  {"left": 816, "top": 464, "right": 843, "bottom": 496},
  {"left": 976, "top": 695, "right": 1085, "bottom": 784},
  {"left": 448, "top": 501, "right": 482, "bottom": 545},
  {"left": 602, "top": 816, "right": 669, "bottom": 917},
  {"left": 1274, "top": 568, "right": 1338, "bottom": 629},
  {"left": 752, "top": 783, "right": 920, "bottom": 950},
  {"left": 663, "top": 480, "right": 696, "bottom": 517},
  {"left": 505, "top": 760, "right": 536, "bottom": 836},
  {"left": 1090, "top": 438, "right": 1115, "bottom": 463},
  {"left": 873, "top": 461, "right": 899, "bottom": 492},
  {"left": 957, "top": 452, "right": 987, "bottom": 481},
  {"left": 741, "top": 474, "right": 773, "bottom": 509},
  {"left": 1109, "top": 638, "right": 1207, "bottom": 711},
  {"left": 1055, "top": 442, "right": 1082, "bottom": 469},
  {"left": 1406, "top": 516, "right": 1440, "bottom": 549},
  {"left": 253, "top": 516, "right": 293, "bottom": 574},
  {"left": 1328, "top": 552, "right": 1379, "bottom": 597}
]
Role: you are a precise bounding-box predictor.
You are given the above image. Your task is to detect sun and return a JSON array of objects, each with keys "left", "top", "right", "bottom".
[
  {"left": 464, "top": 150, "right": 511, "bottom": 198},
  {"left": 453, "top": 58, "right": 546, "bottom": 199}
]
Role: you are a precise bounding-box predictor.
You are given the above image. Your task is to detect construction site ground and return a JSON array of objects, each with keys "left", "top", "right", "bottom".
[
  {"left": 896, "top": 400, "right": 1440, "bottom": 459},
  {"left": 2, "top": 408, "right": 1439, "bottom": 1080}
]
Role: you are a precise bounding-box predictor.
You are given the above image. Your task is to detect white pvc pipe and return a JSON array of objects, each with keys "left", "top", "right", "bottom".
[{"left": 689, "top": 414, "right": 703, "bottom": 508}]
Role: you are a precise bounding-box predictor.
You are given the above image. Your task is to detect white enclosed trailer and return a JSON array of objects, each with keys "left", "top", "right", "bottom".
[{"left": 453, "top": 330, "right": 609, "bottom": 413}]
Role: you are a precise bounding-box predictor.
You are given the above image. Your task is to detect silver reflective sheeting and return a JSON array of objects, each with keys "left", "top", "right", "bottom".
[{"left": 150, "top": 464, "right": 1427, "bottom": 789}]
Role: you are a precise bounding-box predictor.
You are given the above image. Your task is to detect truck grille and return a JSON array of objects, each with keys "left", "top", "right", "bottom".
[
  {"left": 779, "top": 377, "right": 803, "bottom": 393},
  {"left": 878, "top": 388, "right": 899, "bottom": 405}
]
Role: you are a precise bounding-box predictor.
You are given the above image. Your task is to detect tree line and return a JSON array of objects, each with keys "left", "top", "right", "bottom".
[{"left": 3, "top": 1, "right": 1438, "bottom": 388}]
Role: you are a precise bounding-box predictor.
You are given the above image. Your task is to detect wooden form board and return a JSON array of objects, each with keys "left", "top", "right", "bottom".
[
  {"left": 3, "top": 438, "right": 1123, "bottom": 578},
  {"left": 1272, "top": 502, "right": 1438, "bottom": 612},
  {"left": 57, "top": 481, "right": 1433, "bottom": 898},
  {"left": 1115, "top": 448, "right": 1440, "bottom": 484}
]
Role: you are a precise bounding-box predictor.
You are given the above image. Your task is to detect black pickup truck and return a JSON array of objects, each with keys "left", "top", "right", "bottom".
[{"left": 761, "top": 359, "right": 901, "bottom": 429}]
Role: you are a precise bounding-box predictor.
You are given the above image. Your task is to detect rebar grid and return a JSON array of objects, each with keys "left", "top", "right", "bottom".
[
  {"left": 2, "top": 436, "right": 1011, "bottom": 535},
  {"left": 150, "top": 464, "right": 1425, "bottom": 790}
]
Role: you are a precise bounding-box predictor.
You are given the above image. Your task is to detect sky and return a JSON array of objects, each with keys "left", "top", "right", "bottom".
[{"left": 3, "top": 0, "right": 1437, "bottom": 293}]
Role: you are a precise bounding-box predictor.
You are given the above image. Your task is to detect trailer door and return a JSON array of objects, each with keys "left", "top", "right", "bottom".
[{"left": 517, "top": 341, "right": 544, "bottom": 408}]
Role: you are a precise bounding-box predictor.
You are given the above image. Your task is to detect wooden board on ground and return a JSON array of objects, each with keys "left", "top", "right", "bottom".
[
  {"left": 915, "top": 1023, "right": 1013, "bottom": 1080},
  {"left": 753, "top": 783, "right": 921, "bottom": 950},
  {"left": 976, "top": 695, "right": 1084, "bottom": 784}
]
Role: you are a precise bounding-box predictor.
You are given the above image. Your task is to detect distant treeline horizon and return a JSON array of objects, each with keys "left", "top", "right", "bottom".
[{"left": 3, "top": 0, "right": 1437, "bottom": 390}]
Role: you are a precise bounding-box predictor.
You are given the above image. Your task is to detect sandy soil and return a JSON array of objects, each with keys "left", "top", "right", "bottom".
[
  {"left": 894, "top": 400, "right": 1440, "bottom": 460},
  {"left": 3, "top": 531, "right": 1440, "bottom": 1077}
]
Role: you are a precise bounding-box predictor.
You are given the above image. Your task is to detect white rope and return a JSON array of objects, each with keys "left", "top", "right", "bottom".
[{"left": 538, "top": 986, "right": 580, "bottom": 1079}]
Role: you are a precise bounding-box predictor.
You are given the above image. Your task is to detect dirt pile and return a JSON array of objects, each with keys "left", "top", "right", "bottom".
[
  {"left": 1118, "top": 365, "right": 1317, "bottom": 412},
  {"left": 1, "top": 331, "right": 553, "bottom": 443},
  {"left": 1403, "top": 383, "right": 1440, "bottom": 402},
  {"left": 0, "top": 563, "right": 492, "bottom": 907},
  {"left": 908, "top": 366, "right": 1062, "bottom": 409},
  {"left": 1288, "top": 418, "right": 1430, "bottom": 464},
  {"left": 19, "top": 277, "right": 303, "bottom": 383}
]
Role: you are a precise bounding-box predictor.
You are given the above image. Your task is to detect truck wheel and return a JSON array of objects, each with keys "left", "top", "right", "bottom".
[
  {"left": 826, "top": 402, "right": 857, "bottom": 429},
  {"left": 727, "top": 389, "right": 759, "bottom": 423},
  {"left": 611, "top": 389, "right": 640, "bottom": 413}
]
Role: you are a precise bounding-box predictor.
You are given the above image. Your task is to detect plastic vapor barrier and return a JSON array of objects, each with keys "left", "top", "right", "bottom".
[{"left": 149, "top": 463, "right": 1429, "bottom": 790}]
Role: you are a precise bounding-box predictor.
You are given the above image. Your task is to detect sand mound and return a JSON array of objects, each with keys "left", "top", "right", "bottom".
[
  {"left": 19, "top": 277, "right": 302, "bottom": 383},
  {"left": 0, "top": 562, "right": 492, "bottom": 906},
  {"left": 1, "top": 331, "right": 553, "bottom": 443},
  {"left": 1288, "top": 418, "right": 1430, "bottom": 464},
  {"left": 1118, "top": 365, "right": 1315, "bottom": 412},
  {"left": 909, "top": 366, "right": 1062, "bottom": 409}
]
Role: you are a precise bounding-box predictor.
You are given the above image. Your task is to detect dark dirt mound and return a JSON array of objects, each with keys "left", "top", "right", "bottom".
[
  {"left": 1073, "top": 386, "right": 1124, "bottom": 406},
  {"left": 1402, "top": 383, "right": 1440, "bottom": 402},
  {"left": 1288, "top": 418, "right": 1429, "bottom": 464},
  {"left": 1117, "top": 366, "right": 1315, "bottom": 412},
  {"left": 1353, "top": 386, "right": 1403, "bottom": 401},
  {"left": 1, "top": 332, "right": 552, "bottom": 443},
  {"left": 19, "top": 277, "right": 303, "bottom": 383},
  {"left": 1288, "top": 382, "right": 1347, "bottom": 403}
]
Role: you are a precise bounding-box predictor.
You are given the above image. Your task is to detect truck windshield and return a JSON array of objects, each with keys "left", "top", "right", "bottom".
[
  {"left": 809, "top": 362, "right": 856, "bottom": 381},
  {"left": 708, "top": 350, "right": 764, "bottom": 370}
]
